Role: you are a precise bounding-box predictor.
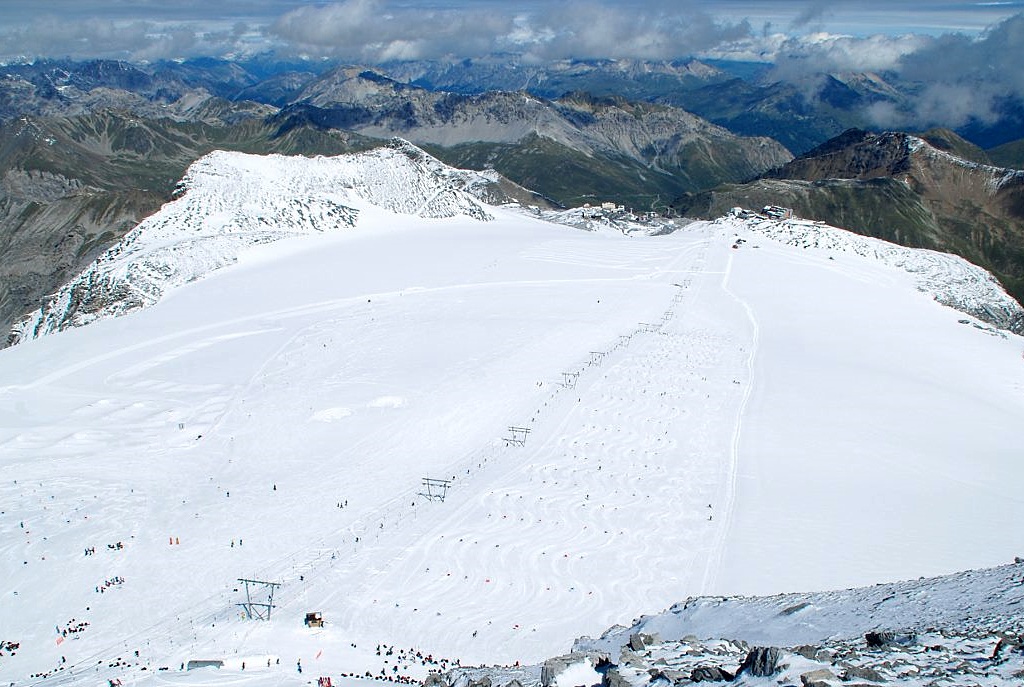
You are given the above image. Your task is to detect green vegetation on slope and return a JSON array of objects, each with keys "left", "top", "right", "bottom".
[{"left": 426, "top": 134, "right": 687, "bottom": 211}]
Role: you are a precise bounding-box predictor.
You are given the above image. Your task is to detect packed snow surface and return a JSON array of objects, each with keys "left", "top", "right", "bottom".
[{"left": 1, "top": 155, "right": 1023, "bottom": 687}]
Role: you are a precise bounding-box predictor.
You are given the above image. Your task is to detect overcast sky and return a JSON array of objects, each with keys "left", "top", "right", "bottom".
[{"left": 2, "top": 1, "right": 1022, "bottom": 129}]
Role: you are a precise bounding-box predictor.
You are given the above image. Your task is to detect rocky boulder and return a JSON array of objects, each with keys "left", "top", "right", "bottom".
[
  {"left": 737, "top": 647, "right": 781, "bottom": 677},
  {"left": 689, "top": 666, "right": 734, "bottom": 682},
  {"left": 800, "top": 668, "right": 836, "bottom": 687}
]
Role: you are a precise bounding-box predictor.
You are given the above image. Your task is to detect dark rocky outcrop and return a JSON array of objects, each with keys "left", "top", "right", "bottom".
[
  {"left": 842, "top": 664, "right": 885, "bottom": 682},
  {"left": 864, "top": 631, "right": 916, "bottom": 648},
  {"left": 600, "top": 667, "right": 630, "bottom": 687},
  {"left": 689, "top": 666, "right": 734, "bottom": 682},
  {"left": 737, "top": 647, "right": 781, "bottom": 677}
]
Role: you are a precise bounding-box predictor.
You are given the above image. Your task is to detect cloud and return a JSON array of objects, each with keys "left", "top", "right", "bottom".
[
  {"left": 741, "top": 13, "right": 1024, "bottom": 131},
  {"left": 788, "top": 1, "right": 829, "bottom": 30},
  {"left": 0, "top": 14, "right": 257, "bottom": 61},
  {"left": 267, "top": 0, "right": 754, "bottom": 62},
  {"left": 268, "top": 0, "right": 516, "bottom": 61},
  {"left": 875, "top": 14, "right": 1024, "bottom": 128},
  {"left": 769, "top": 32, "right": 930, "bottom": 79}
]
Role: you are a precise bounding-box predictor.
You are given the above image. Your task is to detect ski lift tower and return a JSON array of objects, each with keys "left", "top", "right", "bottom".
[
  {"left": 419, "top": 477, "right": 452, "bottom": 502},
  {"left": 236, "top": 578, "right": 281, "bottom": 620}
]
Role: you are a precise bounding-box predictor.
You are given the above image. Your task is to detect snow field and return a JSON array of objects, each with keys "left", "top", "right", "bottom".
[
  {"left": 2, "top": 206, "right": 1023, "bottom": 687},
  {"left": 317, "top": 235, "right": 760, "bottom": 665},
  {"left": 715, "top": 220, "right": 1024, "bottom": 595},
  {"left": 1, "top": 212, "right": 724, "bottom": 685}
]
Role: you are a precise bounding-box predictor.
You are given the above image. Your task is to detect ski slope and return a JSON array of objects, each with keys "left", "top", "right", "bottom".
[{"left": 2, "top": 177, "right": 1024, "bottom": 687}]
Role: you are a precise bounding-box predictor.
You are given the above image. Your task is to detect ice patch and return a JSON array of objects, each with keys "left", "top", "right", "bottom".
[
  {"left": 368, "top": 396, "right": 407, "bottom": 409},
  {"left": 553, "top": 658, "right": 601, "bottom": 687},
  {"left": 312, "top": 407, "right": 353, "bottom": 422}
]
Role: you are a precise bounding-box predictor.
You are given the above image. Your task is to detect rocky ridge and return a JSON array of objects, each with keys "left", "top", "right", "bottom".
[
  {"left": 431, "top": 561, "right": 1024, "bottom": 687},
  {"left": 0, "top": 110, "right": 381, "bottom": 343}
]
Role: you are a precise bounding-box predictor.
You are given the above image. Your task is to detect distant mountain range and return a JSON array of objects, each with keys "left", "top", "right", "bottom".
[
  {"left": 274, "top": 67, "right": 791, "bottom": 208},
  {"left": 5, "top": 56, "right": 1023, "bottom": 155}
]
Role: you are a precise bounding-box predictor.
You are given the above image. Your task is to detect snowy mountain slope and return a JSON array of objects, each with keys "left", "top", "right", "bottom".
[
  {"left": 1, "top": 156, "right": 1023, "bottom": 687},
  {"left": 672, "top": 128, "right": 1024, "bottom": 318},
  {"left": 578, "top": 560, "right": 1024, "bottom": 653},
  {"left": 9, "top": 140, "right": 495, "bottom": 343},
  {"left": 722, "top": 212, "right": 1024, "bottom": 333},
  {"left": 540, "top": 205, "right": 1024, "bottom": 333}
]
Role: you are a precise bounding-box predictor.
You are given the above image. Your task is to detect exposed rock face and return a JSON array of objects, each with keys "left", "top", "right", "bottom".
[
  {"left": 540, "top": 654, "right": 585, "bottom": 687},
  {"left": 800, "top": 668, "right": 836, "bottom": 687},
  {"left": 0, "top": 110, "right": 386, "bottom": 343},
  {"left": 767, "top": 129, "right": 915, "bottom": 180},
  {"left": 842, "top": 665, "right": 885, "bottom": 682},
  {"left": 0, "top": 171, "right": 166, "bottom": 347},
  {"left": 864, "top": 631, "right": 916, "bottom": 648},
  {"left": 737, "top": 646, "right": 781, "bottom": 677},
  {"left": 443, "top": 562, "right": 1024, "bottom": 687},
  {"left": 689, "top": 666, "right": 734, "bottom": 682},
  {"left": 600, "top": 667, "right": 630, "bottom": 687}
]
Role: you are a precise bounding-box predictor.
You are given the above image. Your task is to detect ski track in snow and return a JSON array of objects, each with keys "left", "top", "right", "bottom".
[
  {"left": 1, "top": 222, "right": 738, "bottom": 686},
  {"left": 197, "top": 235, "right": 742, "bottom": 666},
  {"left": 697, "top": 251, "right": 758, "bottom": 596},
  {"left": 315, "top": 237, "right": 740, "bottom": 662}
]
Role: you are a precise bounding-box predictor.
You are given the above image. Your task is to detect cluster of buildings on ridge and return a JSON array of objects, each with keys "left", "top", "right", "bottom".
[
  {"left": 577, "top": 201, "right": 795, "bottom": 222},
  {"left": 730, "top": 205, "right": 794, "bottom": 220}
]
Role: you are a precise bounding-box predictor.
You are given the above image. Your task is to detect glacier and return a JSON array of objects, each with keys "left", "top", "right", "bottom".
[{"left": 1, "top": 144, "right": 1023, "bottom": 687}]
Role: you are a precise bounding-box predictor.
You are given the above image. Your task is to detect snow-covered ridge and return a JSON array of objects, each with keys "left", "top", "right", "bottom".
[
  {"left": 577, "top": 560, "right": 1024, "bottom": 652},
  {"left": 906, "top": 134, "right": 1024, "bottom": 189},
  {"left": 10, "top": 140, "right": 494, "bottom": 343},
  {"left": 719, "top": 213, "right": 1024, "bottom": 334},
  {"left": 444, "top": 561, "right": 1024, "bottom": 687}
]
